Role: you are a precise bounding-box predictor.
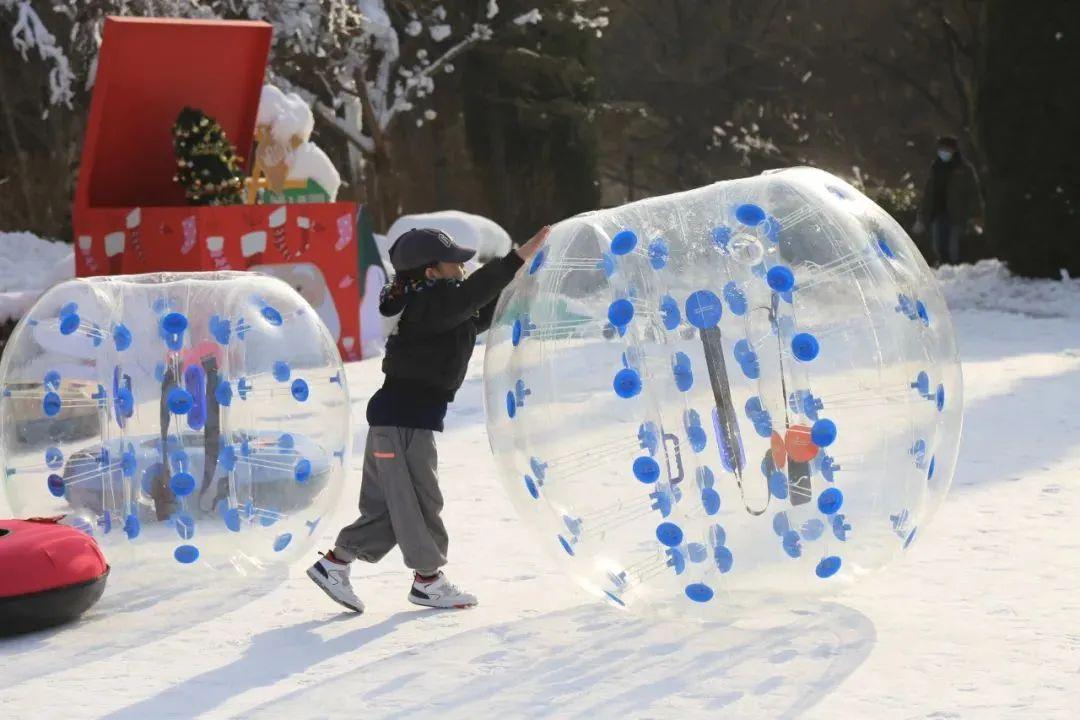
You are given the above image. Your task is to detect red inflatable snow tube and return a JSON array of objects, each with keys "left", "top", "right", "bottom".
[{"left": 0, "top": 518, "right": 110, "bottom": 636}]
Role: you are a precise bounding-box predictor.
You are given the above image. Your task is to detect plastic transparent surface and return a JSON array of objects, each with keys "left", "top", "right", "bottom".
[
  {"left": 484, "top": 168, "right": 963, "bottom": 614},
  {"left": 0, "top": 272, "right": 350, "bottom": 573}
]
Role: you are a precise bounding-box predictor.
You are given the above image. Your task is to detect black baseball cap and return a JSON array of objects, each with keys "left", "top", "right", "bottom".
[{"left": 389, "top": 228, "right": 476, "bottom": 271}]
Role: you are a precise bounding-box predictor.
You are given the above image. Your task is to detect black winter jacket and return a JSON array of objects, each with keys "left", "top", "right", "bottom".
[
  {"left": 367, "top": 251, "right": 524, "bottom": 430},
  {"left": 917, "top": 154, "right": 985, "bottom": 226}
]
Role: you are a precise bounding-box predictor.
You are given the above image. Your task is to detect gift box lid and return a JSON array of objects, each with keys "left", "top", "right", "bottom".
[{"left": 75, "top": 17, "right": 272, "bottom": 211}]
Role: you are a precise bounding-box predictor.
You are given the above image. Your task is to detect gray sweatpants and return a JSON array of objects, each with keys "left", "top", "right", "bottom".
[{"left": 333, "top": 427, "right": 448, "bottom": 575}]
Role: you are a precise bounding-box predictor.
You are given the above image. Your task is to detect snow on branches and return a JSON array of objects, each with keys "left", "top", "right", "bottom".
[
  {"left": 1, "top": 1, "right": 611, "bottom": 157},
  {"left": 1, "top": 0, "right": 75, "bottom": 106}
]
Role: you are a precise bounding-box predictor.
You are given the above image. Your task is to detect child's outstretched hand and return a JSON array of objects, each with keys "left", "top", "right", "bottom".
[{"left": 515, "top": 226, "right": 550, "bottom": 262}]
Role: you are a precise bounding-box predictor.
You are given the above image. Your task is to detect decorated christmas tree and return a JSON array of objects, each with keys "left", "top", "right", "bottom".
[{"left": 171, "top": 107, "right": 245, "bottom": 206}]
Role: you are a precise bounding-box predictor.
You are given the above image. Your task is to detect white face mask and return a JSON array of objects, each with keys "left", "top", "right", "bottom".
[{"left": 937, "top": 149, "right": 954, "bottom": 162}]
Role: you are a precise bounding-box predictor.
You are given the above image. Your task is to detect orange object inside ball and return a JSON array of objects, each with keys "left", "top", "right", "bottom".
[{"left": 784, "top": 425, "right": 820, "bottom": 463}]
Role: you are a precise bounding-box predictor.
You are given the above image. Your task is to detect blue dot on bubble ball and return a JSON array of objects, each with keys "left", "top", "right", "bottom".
[
  {"left": 47, "top": 474, "right": 65, "bottom": 498},
  {"left": 273, "top": 361, "right": 291, "bottom": 382},
  {"left": 59, "top": 313, "right": 80, "bottom": 336},
  {"left": 611, "top": 230, "right": 638, "bottom": 255},
  {"left": 766, "top": 265, "right": 796, "bottom": 293},
  {"left": 816, "top": 556, "right": 842, "bottom": 579},
  {"left": 768, "top": 471, "right": 789, "bottom": 499},
  {"left": 524, "top": 475, "right": 539, "bottom": 499},
  {"left": 877, "top": 235, "right": 895, "bottom": 259},
  {"left": 291, "top": 379, "right": 309, "bottom": 402},
  {"left": 174, "top": 545, "right": 200, "bottom": 564},
  {"left": 791, "top": 332, "right": 820, "bottom": 362},
  {"left": 294, "top": 459, "right": 312, "bottom": 483},
  {"left": 170, "top": 472, "right": 196, "bottom": 497},
  {"left": 701, "top": 488, "right": 721, "bottom": 515},
  {"left": 656, "top": 522, "right": 684, "bottom": 547},
  {"left": 529, "top": 249, "right": 546, "bottom": 275},
  {"left": 607, "top": 299, "right": 634, "bottom": 327},
  {"left": 811, "top": 419, "right": 837, "bottom": 447},
  {"left": 735, "top": 203, "right": 766, "bottom": 226},
  {"left": 685, "top": 583, "right": 714, "bottom": 602},
  {"left": 613, "top": 368, "right": 642, "bottom": 398},
  {"left": 219, "top": 445, "right": 237, "bottom": 472},
  {"left": 724, "top": 282, "right": 748, "bottom": 316},
  {"left": 512, "top": 319, "right": 523, "bottom": 346},
  {"left": 685, "top": 290, "right": 722, "bottom": 329},
  {"left": 168, "top": 387, "right": 194, "bottom": 414},
  {"left": 633, "top": 456, "right": 660, "bottom": 483},
  {"left": 46, "top": 447, "right": 63, "bottom": 469},
  {"left": 115, "top": 388, "right": 134, "bottom": 416},
  {"left": 113, "top": 323, "right": 132, "bottom": 351},
  {"left": 42, "top": 392, "right": 62, "bottom": 417},
  {"left": 712, "top": 226, "right": 733, "bottom": 249},
  {"left": 261, "top": 306, "right": 283, "bottom": 326},
  {"left": 161, "top": 312, "right": 188, "bottom": 335},
  {"left": 715, "top": 546, "right": 734, "bottom": 573},
  {"left": 660, "top": 296, "right": 681, "bottom": 330},
  {"left": 224, "top": 508, "right": 241, "bottom": 532},
  {"left": 273, "top": 533, "right": 293, "bottom": 552},
  {"left": 123, "top": 513, "right": 140, "bottom": 540},
  {"left": 917, "top": 300, "right": 930, "bottom": 326},
  {"left": 817, "top": 487, "right": 844, "bottom": 515},
  {"left": 505, "top": 391, "right": 516, "bottom": 418}
]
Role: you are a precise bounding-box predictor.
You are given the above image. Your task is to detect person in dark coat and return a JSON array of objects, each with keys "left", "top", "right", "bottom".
[
  {"left": 913, "top": 135, "right": 985, "bottom": 266},
  {"left": 308, "top": 224, "right": 548, "bottom": 613}
]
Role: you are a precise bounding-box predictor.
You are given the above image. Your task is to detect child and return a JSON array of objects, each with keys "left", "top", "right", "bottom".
[{"left": 308, "top": 225, "right": 548, "bottom": 612}]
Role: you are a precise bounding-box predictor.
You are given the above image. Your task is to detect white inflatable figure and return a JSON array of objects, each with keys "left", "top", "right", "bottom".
[
  {"left": 271, "top": 92, "right": 316, "bottom": 146},
  {"left": 286, "top": 142, "right": 342, "bottom": 202},
  {"left": 251, "top": 85, "right": 340, "bottom": 203},
  {"left": 484, "top": 167, "right": 963, "bottom": 615},
  {"left": 0, "top": 272, "right": 351, "bottom": 574},
  {"left": 257, "top": 84, "right": 289, "bottom": 132},
  {"left": 247, "top": 85, "right": 292, "bottom": 204}
]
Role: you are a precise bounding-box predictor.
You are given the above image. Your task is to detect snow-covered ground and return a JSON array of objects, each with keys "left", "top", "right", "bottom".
[{"left": 1, "top": 265, "right": 1079, "bottom": 719}]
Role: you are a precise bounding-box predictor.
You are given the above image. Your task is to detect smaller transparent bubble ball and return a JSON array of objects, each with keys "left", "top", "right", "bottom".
[{"left": 0, "top": 272, "right": 351, "bottom": 574}]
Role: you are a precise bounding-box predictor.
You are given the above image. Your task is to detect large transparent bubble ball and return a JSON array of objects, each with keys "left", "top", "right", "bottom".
[
  {"left": 484, "top": 168, "right": 962, "bottom": 614},
  {"left": 0, "top": 272, "right": 351, "bottom": 574}
]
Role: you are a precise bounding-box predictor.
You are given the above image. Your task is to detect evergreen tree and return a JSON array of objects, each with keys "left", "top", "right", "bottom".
[
  {"left": 172, "top": 107, "right": 245, "bottom": 206},
  {"left": 461, "top": 1, "right": 602, "bottom": 239},
  {"left": 978, "top": 1, "right": 1080, "bottom": 277}
]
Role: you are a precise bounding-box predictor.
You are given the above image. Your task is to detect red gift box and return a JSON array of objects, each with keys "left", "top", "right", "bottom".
[{"left": 72, "top": 17, "right": 366, "bottom": 361}]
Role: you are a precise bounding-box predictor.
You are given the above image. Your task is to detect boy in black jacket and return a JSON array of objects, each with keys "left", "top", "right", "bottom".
[{"left": 308, "top": 225, "right": 548, "bottom": 612}]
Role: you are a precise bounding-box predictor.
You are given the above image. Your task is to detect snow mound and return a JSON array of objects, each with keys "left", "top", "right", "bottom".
[
  {"left": 936, "top": 259, "right": 1080, "bottom": 319},
  {"left": 384, "top": 210, "right": 513, "bottom": 267},
  {"left": 0, "top": 232, "right": 74, "bottom": 323}
]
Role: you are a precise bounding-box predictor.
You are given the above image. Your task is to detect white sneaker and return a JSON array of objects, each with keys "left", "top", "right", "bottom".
[
  {"left": 409, "top": 572, "right": 478, "bottom": 609},
  {"left": 307, "top": 554, "right": 365, "bottom": 613}
]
